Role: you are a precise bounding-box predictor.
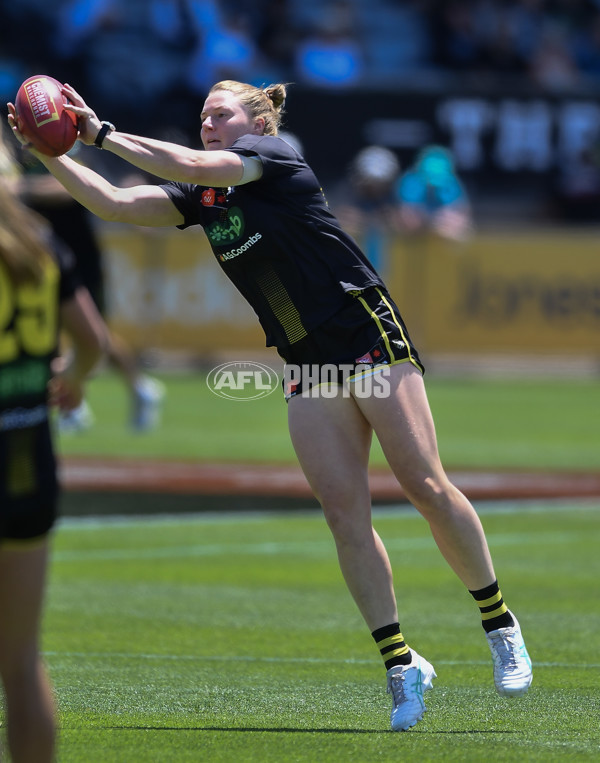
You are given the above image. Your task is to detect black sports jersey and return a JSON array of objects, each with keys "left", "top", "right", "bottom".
[
  {"left": 0, "top": 235, "right": 79, "bottom": 424},
  {"left": 161, "top": 135, "right": 385, "bottom": 350}
]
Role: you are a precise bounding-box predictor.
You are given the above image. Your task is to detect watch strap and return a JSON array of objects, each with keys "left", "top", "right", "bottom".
[{"left": 94, "top": 121, "right": 115, "bottom": 149}]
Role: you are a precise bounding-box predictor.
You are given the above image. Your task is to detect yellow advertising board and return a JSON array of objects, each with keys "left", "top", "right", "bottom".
[
  {"left": 99, "top": 224, "right": 600, "bottom": 357},
  {"left": 99, "top": 225, "right": 265, "bottom": 353},
  {"left": 389, "top": 230, "right": 600, "bottom": 354}
]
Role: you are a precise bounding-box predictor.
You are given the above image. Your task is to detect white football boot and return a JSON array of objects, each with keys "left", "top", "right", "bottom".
[
  {"left": 131, "top": 376, "right": 165, "bottom": 431},
  {"left": 486, "top": 611, "right": 533, "bottom": 697},
  {"left": 386, "top": 651, "right": 436, "bottom": 731}
]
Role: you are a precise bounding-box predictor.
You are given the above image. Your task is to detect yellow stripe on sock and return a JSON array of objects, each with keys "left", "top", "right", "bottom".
[
  {"left": 477, "top": 592, "right": 503, "bottom": 608},
  {"left": 481, "top": 603, "right": 508, "bottom": 619},
  {"left": 377, "top": 634, "right": 406, "bottom": 650},
  {"left": 384, "top": 645, "right": 410, "bottom": 660}
]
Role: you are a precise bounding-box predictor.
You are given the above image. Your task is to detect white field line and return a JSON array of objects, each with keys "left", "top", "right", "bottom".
[
  {"left": 51, "top": 529, "right": 591, "bottom": 563},
  {"left": 55, "top": 498, "right": 600, "bottom": 533}
]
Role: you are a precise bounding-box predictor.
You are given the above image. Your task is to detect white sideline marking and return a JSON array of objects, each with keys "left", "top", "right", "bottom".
[
  {"left": 56, "top": 498, "right": 600, "bottom": 532},
  {"left": 51, "top": 529, "right": 591, "bottom": 563}
]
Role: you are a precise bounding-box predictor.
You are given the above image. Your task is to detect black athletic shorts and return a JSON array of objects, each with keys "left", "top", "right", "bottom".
[
  {"left": 0, "top": 420, "right": 59, "bottom": 541},
  {"left": 279, "top": 287, "right": 424, "bottom": 401}
]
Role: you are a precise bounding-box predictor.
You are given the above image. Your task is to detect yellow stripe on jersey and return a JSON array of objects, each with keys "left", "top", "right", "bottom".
[{"left": 256, "top": 269, "right": 307, "bottom": 344}]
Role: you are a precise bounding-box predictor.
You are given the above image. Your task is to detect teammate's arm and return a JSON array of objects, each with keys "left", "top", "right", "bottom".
[{"left": 50, "top": 286, "right": 108, "bottom": 411}]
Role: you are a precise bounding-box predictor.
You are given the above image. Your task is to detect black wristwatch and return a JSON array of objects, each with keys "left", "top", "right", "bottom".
[{"left": 94, "top": 121, "right": 116, "bottom": 149}]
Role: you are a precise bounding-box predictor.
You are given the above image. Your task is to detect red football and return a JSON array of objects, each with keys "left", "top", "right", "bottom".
[{"left": 15, "top": 75, "right": 78, "bottom": 157}]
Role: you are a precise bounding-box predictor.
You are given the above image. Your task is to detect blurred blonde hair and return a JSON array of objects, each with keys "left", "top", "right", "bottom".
[
  {"left": 0, "top": 123, "right": 50, "bottom": 284},
  {"left": 208, "top": 80, "right": 287, "bottom": 136}
]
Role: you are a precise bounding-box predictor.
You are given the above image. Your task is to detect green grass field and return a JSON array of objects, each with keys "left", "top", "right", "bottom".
[
  {"left": 40, "top": 502, "right": 600, "bottom": 761},
  {"left": 57, "top": 370, "right": 600, "bottom": 470},
  {"left": 3, "top": 371, "right": 599, "bottom": 760}
]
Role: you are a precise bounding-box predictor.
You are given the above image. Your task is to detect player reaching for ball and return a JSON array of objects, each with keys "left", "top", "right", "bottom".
[{"left": 7, "top": 79, "right": 532, "bottom": 731}]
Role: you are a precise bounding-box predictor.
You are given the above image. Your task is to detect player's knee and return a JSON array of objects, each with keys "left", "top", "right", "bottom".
[
  {"left": 402, "top": 474, "right": 455, "bottom": 517},
  {"left": 321, "top": 496, "right": 372, "bottom": 543}
]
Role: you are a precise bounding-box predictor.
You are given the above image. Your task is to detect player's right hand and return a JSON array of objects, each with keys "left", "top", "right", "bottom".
[{"left": 6, "top": 102, "right": 37, "bottom": 153}]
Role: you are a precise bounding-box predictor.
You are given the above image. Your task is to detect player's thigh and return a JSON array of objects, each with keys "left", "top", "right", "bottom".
[
  {"left": 353, "top": 362, "right": 445, "bottom": 484},
  {"left": 287, "top": 391, "right": 372, "bottom": 508}
]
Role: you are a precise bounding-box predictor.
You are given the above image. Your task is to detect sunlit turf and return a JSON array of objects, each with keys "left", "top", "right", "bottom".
[
  {"left": 20, "top": 500, "right": 599, "bottom": 762},
  {"left": 57, "top": 371, "right": 600, "bottom": 471}
]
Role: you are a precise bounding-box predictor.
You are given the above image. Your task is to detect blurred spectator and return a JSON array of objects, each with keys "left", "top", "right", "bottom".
[
  {"left": 430, "top": 0, "right": 486, "bottom": 72},
  {"left": 333, "top": 145, "right": 402, "bottom": 275},
  {"left": 5, "top": 0, "right": 600, "bottom": 240},
  {"left": 51, "top": 0, "right": 196, "bottom": 131},
  {"left": 396, "top": 145, "right": 474, "bottom": 242},
  {"left": 256, "top": 0, "right": 300, "bottom": 80},
  {"left": 186, "top": 6, "right": 263, "bottom": 94},
  {"left": 360, "top": 1, "right": 433, "bottom": 83},
  {"left": 528, "top": 20, "right": 583, "bottom": 90},
  {"left": 475, "top": 0, "right": 539, "bottom": 54},
  {"left": 472, "top": 0, "right": 533, "bottom": 76},
  {"left": 294, "top": 1, "right": 365, "bottom": 88},
  {"left": 570, "top": 10, "right": 600, "bottom": 82},
  {"left": 4, "top": 2, "right": 600, "bottom": 109}
]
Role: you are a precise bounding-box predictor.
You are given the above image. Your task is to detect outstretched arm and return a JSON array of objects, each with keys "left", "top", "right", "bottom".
[
  {"left": 6, "top": 102, "right": 183, "bottom": 227},
  {"left": 63, "top": 83, "right": 244, "bottom": 188}
]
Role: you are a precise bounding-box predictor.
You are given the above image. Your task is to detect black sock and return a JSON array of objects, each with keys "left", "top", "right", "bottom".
[
  {"left": 371, "top": 623, "right": 411, "bottom": 669},
  {"left": 469, "top": 580, "right": 515, "bottom": 633}
]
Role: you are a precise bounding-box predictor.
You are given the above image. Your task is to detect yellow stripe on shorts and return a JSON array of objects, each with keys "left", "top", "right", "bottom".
[
  {"left": 356, "top": 293, "right": 396, "bottom": 361},
  {"left": 375, "top": 288, "right": 417, "bottom": 367}
]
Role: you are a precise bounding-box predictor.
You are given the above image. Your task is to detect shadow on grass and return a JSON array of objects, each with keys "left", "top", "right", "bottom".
[{"left": 100, "top": 726, "right": 522, "bottom": 735}]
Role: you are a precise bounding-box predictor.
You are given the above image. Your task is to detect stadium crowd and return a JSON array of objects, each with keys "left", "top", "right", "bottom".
[
  {"left": 3, "top": 1, "right": 600, "bottom": 225},
  {"left": 2, "top": 1, "right": 600, "bottom": 135}
]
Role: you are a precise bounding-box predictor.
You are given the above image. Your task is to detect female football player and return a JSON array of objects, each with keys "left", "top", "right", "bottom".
[{"left": 7, "top": 80, "right": 531, "bottom": 731}]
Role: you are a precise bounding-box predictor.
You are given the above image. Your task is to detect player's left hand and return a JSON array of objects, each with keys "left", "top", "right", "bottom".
[{"left": 61, "top": 83, "right": 102, "bottom": 146}]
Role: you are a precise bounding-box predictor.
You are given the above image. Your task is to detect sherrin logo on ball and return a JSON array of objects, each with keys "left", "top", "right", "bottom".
[{"left": 15, "top": 74, "right": 78, "bottom": 157}]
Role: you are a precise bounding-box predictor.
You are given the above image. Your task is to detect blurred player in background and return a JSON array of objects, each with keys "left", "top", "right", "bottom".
[
  {"left": 15, "top": 148, "right": 165, "bottom": 433},
  {"left": 397, "top": 144, "right": 473, "bottom": 242},
  {"left": 333, "top": 145, "right": 402, "bottom": 277},
  {"left": 0, "top": 123, "right": 106, "bottom": 762},
  {"left": 7, "top": 79, "right": 531, "bottom": 732}
]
